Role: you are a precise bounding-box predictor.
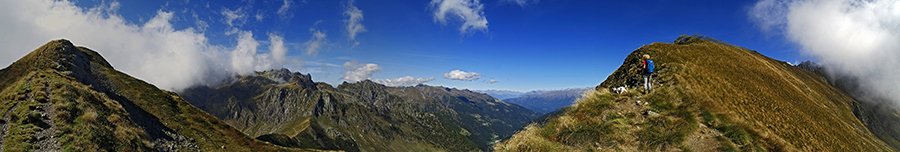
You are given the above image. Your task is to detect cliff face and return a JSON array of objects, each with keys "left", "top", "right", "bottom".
[
  {"left": 0, "top": 40, "right": 293, "bottom": 151},
  {"left": 496, "top": 35, "right": 895, "bottom": 151}
]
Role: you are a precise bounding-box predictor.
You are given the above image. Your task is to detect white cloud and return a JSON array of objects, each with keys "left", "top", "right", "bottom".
[
  {"left": 374, "top": 76, "right": 435, "bottom": 86},
  {"left": 229, "top": 31, "right": 262, "bottom": 74},
  {"left": 221, "top": 7, "right": 246, "bottom": 27},
  {"left": 277, "top": 0, "right": 293, "bottom": 19},
  {"left": 342, "top": 61, "right": 382, "bottom": 82},
  {"left": 750, "top": 0, "right": 900, "bottom": 105},
  {"left": 303, "top": 25, "right": 327, "bottom": 55},
  {"left": 442, "top": 70, "right": 482, "bottom": 81},
  {"left": 268, "top": 33, "right": 289, "bottom": 67},
  {"left": 502, "top": 0, "right": 539, "bottom": 7},
  {"left": 192, "top": 12, "right": 209, "bottom": 32},
  {"left": 255, "top": 13, "right": 263, "bottom": 21},
  {"left": 344, "top": 0, "right": 366, "bottom": 42},
  {"left": 0, "top": 0, "right": 293, "bottom": 91},
  {"left": 430, "top": 0, "right": 489, "bottom": 35},
  {"left": 489, "top": 79, "right": 497, "bottom": 84}
]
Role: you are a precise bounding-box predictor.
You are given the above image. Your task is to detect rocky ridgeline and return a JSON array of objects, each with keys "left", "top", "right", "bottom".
[{"left": 181, "top": 72, "right": 541, "bottom": 151}]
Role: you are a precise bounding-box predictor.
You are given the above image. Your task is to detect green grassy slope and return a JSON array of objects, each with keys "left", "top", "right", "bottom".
[
  {"left": 0, "top": 40, "right": 305, "bottom": 151},
  {"left": 495, "top": 35, "right": 895, "bottom": 151}
]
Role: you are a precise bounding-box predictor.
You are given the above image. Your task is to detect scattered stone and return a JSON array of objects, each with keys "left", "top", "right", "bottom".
[{"left": 646, "top": 110, "right": 660, "bottom": 117}]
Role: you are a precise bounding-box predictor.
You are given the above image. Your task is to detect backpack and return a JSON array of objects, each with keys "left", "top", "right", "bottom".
[{"left": 644, "top": 59, "right": 655, "bottom": 73}]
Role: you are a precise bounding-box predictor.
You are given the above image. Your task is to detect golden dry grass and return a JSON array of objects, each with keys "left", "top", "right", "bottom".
[{"left": 496, "top": 35, "right": 895, "bottom": 152}]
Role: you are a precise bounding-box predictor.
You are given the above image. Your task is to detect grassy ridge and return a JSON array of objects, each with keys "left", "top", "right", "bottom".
[
  {"left": 0, "top": 39, "right": 305, "bottom": 151},
  {"left": 495, "top": 35, "right": 895, "bottom": 151}
]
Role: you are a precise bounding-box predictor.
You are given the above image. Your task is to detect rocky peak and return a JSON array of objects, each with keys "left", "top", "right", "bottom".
[
  {"left": 15, "top": 39, "right": 115, "bottom": 93},
  {"left": 251, "top": 68, "right": 317, "bottom": 90},
  {"left": 337, "top": 80, "right": 389, "bottom": 104}
]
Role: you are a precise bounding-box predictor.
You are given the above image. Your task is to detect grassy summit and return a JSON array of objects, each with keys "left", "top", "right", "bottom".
[
  {"left": 0, "top": 40, "right": 304, "bottom": 151},
  {"left": 494, "top": 35, "right": 895, "bottom": 151}
]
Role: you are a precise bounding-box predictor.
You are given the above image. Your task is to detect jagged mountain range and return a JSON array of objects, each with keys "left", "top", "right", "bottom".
[{"left": 179, "top": 69, "right": 541, "bottom": 151}]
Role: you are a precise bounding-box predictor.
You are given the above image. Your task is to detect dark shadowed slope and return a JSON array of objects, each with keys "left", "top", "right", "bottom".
[
  {"left": 495, "top": 35, "right": 895, "bottom": 151},
  {"left": 0, "top": 40, "right": 307, "bottom": 151},
  {"left": 797, "top": 61, "right": 900, "bottom": 150}
]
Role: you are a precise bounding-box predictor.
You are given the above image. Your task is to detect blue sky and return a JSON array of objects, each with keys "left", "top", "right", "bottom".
[{"left": 1, "top": 0, "right": 811, "bottom": 92}]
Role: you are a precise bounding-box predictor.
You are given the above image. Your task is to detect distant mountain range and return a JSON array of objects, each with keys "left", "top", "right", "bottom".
[
  {"left": 476, "top": 88, "right": 590, "bottom": 101},
  {"left": 474, "top": 89, "right": 526, "bottom": 100},
  {"left": 501, "top": 88, "right": 590, "bottom": 114},
  {"left": 179, "top": 69, "right": 540, "bottom": 151}
]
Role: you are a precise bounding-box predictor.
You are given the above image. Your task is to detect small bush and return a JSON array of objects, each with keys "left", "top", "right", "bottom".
[
  {"left": 77, "top": 110, "right": 98, "bottom": 123},
  {"left": 16, "top": 94, "right": 26, "bottom": 100},
  {"left": 717, "top": 124, "right": 750, "bottom": 146},
  {"left": 25, "top": 111, "right": 42, "bottom": 124},
  {"left": 639, "top": 115, "right": 695, "bottom": 149},
  {"left": 34, "top": 91, "right": 48, "bottom": 102},
  {"left": 716, "top": 136, "right": 739, "bottom": 152},
  {"left": 10, "top": 112, "right": 19, "bottom": 122}
]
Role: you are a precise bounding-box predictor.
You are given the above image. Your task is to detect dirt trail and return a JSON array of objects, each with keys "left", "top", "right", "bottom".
[{"left": 33, "top": 76, "right": 61, "bottom": 151}]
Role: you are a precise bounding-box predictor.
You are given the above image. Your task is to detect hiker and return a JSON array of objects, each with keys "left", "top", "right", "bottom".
[{"left": 640, "top": 54, "right": 655, "bottom": 93}]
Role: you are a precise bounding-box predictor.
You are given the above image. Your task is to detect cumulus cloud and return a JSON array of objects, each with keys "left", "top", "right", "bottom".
[
  {"left": 750, "top": 0, "right": 900, "bottom": 105},
  {"left": 430, "top": 0, "right": 489, "bottom": 34},
  {"left": 374, "top": 76, "right": 435, "bottom": 86},
  {"left": 342, "top": 61, "right": 382, "bottom": 82},
  {"left": 489, "top": 79, "right": 497, "bottom": 84},
  {"left": 0, "top": 0, "right": 293, "bottom": 91},
  {"left": 502, "top": 0, "right": 539, "bottom": 7},
  {"left": 303, "top": 23, "right": 327, "bottom": 55},
  {"left": 344, "top": 0, "right": 366, "bottom": 42},
  {"left": 442, "top": 70, "right": 482, "bottom": 81},
  {"left": 277, "top": 0, "right": 293, "bottom": 19},
  {"left": 268, "top": 33, "right": 289, "bottom": 66}
]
